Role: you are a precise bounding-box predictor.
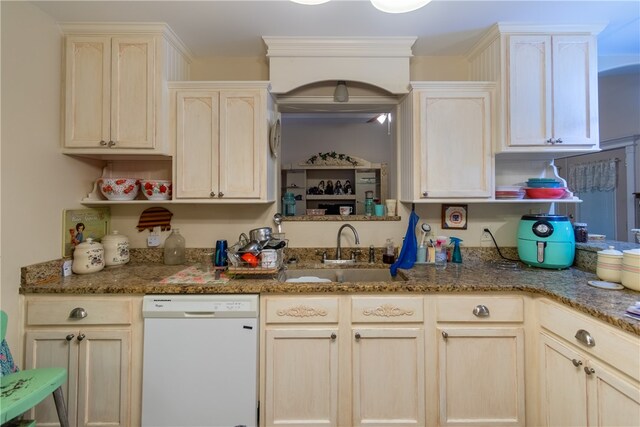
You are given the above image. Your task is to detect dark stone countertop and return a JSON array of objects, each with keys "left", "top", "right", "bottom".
[{"left": 20, "top": 259, "right": 640, "bottom": 336}]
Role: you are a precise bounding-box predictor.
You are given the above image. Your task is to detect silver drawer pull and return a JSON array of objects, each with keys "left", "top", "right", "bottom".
[
  {"left": 69, "top": 307, "right": 87, "bottom": 319},
  {"left": 442, "top": 331, "right": 448, "bottom": 340},
  {"left": 575, "top": 329, "right": 595, "bottom": 347},
  {"left": 584, "top": 366, "right": 595, "bottom": 375},
  {"left": 473, "top": 304, "right": 490, "bottom": 317},
  {"left": 571, "top": 359, "right": 583, "bottom": 367}
]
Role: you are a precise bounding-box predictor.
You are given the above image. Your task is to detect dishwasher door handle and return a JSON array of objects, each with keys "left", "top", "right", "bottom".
[{"left": 183, "top": 312, "right": 217, "bottom": 317}]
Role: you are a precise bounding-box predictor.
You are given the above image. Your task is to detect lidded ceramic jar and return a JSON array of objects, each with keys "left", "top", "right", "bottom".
[
  {"left": 102, "top": 230, "right": 130, "bottom": 266},
  {"left": 621, "top": 248, "right": 640, "bottom": 291},
  {"left": 596, "top": 246, "right": 623, "bottom": 283},
  {"left": 72, "top": 238, "right": 105, "bottom": 274}
]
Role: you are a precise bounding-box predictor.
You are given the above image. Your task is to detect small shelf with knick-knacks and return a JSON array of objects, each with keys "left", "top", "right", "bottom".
[{"left": 281, "top": 154, "right": 388, "bottom": 217}]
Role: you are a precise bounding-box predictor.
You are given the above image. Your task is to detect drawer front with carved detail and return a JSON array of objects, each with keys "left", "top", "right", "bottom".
[
  {"left": 436, "top": 296, "right": 523, "bottom": 323},
  {"left": 265, "top": 297, "right": 339, "bottom": 323},
  {"left": 351, "top": 296, "right": 424, "bottom": 323}
]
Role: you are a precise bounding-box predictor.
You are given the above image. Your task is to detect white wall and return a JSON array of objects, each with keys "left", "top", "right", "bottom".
[
  {"left": 598, "top": 70, "right": 640, "bottom": 142},
  {"left": 0, "top": 2, "right": 101, "bottom": 350}
]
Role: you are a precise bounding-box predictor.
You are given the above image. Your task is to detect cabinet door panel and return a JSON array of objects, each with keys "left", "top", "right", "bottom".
[
  {"left": 219, "top": 91, "right": 261, "bottom": 198},
  {"left": 352, "top": 328, "right": 425, "bottom": 427},
  {"left": 419, "top": 91, "right": 492, "bottom": 198},
  {"left": 508, "top": 35, "right": 552, "bottom": 146},
  {"left": 25, "top": 330, "right": 79, "bottom": 427},
  {"left": 176, "top": 92, "right": 219, "bottom": 198},
  {"left": 588, "top": 361, "right": 640, "bottom": 427},
  {"left": 552, "top": 36, "right": 598, "bottom": 146},
  {"left": 64, "top": 37, "right": 110, "bottom": 148},
  {"left": 539, "top": 333, "right": 588, "bottom": 427},
  {"left": 265, "top": 328, "right": 339, "bottom": 427},
  {"left": 438, "top": 328, "right": 525, "bottom": 426},
  {"left": 111, "top": 37, "right": 155, "bottom": 149},
  {"left": 77, "top": 330, "right": 130, "bottom": 427}
]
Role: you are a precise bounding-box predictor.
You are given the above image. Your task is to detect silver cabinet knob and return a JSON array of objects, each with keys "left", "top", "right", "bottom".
[
  {"left": 108, "top": 140, "right": 116, "bottom": 147},
  {"left": 99, "top": 140, "right": 107, "bottom": 146},
  {"left": 422, "top": 191, "right": 428, "bottom": 197},
  {"left": 572, "top": 359, "right": 583, "bottom": 367},
  {"left": 555, "top": 138, "right": 563, "bottom": 144},
  {"left": 218, "top": 191, "right": 224, "bottom": 198},
  {"left": 575, "top": 329, "right": 596, "bottom": 347},
  {"left": 77, "top": 333, "right": 86, "bottom": 342},
  {"left": 354, "top": 332, "right": 361, "bottom": 340},
  {"left": 69, "top": 307, "right": 87, "bottom": 319},
  {"left": 65, "top": 334, "right": 75, "bottom": 341},
  {"left": 546, "top": 138, "right": 555, "bottom": 144},
  {"left": 210, "top": 191, "right": 216, "bottom": 197},
  {"left": 442, "top": 331, "right": 448, "bottom": 340},
  {"left": 584, "top": 366, "right": 595, "bottom": 375},
  {"left": 330, "top": 333, "right": 337, "bottom": 340},
  {"left": 473, "top": 304, "right": 490, "bottom": 317}
]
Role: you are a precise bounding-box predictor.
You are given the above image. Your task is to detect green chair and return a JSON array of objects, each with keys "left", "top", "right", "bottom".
[{"left": 0, "top": 311, "right": 70, "bottom": 427}]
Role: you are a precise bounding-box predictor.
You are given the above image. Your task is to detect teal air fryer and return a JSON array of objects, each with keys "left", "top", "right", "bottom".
[{"left": 517, "top": 214, "right": 575, "bottom": 269}]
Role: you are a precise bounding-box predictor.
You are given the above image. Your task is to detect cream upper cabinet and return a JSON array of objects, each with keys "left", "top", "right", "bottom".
[
  {"left": 23, "top": 296, "right": 142, "bottom": 427},
  {"left": 171, "top": 82, "right": 275, "bottom": 202},
  {"left": 399, "top": 82, "right": 494, "bottom": 202},
  {"left": 468, "top": 24, "right": 603, "bottom": 154},
  {"left": 435, "top": 296, "right": 526, "bottom": 426},
  {"left": 62, "top": 23, "right": 190, "bottom": 156},
  {"left": 537, "top": 300, "right": 640, "bottom": 427},
  {"left": 508, "top": 35, "right": 598, "bottom": 149}
]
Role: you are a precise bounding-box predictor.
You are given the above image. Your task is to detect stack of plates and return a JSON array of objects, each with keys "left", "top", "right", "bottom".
[
  {"left": 524, "top": 178, "right": 567, "bottom": 199},
  {"left": 495, "top": 186, "right": 525, "bottom": 199}
]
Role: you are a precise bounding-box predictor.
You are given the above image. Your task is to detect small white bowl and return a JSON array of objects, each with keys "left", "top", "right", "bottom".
[
  {"left": 140, "top": 179, "right": 172, "bottom": 200},
  {"left": 98, "top": 178, "right": 139, "bottom": 201}
]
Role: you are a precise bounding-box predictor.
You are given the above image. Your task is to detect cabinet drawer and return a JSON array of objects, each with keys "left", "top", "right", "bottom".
[
  {"left": 539, "top": 300, "right": 640, "bottom": 382},
  {"left": 26, "top": 298, "right": 132, "bottom": 326},
  {"left": 436, "top": 296, "right": 523, "bottom": 322},
  {"left": 265, "top": 297, "right": 339, "bottom": 323},
  {"left": 351, "top": 296, "right": 423, "bottom": 323}
]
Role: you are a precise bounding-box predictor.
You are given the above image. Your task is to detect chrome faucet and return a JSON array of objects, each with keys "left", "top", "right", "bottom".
[{"left": 336, "top": 224, "right": 360, "bottom": 260}]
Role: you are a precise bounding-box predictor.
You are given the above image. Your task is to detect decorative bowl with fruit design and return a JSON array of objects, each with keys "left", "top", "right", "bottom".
[
  {"left": 140, "top": 180, "right": 172, "bottom": 200},
  {"left": 98, "top": 178, "right": 140, "bottom": 201}
]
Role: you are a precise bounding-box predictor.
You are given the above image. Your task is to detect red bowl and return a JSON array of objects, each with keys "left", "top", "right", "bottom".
[{"left": 524, "top": 187, "right": 567, "bottom": 199}]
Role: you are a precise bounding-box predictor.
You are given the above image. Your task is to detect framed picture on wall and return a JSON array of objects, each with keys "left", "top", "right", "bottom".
[{"left": 441, "top": 204, "right": 468, "bottom": 230}]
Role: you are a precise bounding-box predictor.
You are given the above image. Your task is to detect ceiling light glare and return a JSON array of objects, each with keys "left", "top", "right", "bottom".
[
  {"left": 290, "top": 0, "right": 331, "bottom": 5},
  {"left": 370, "top": 0, "right": 432, "bottom": 13}
]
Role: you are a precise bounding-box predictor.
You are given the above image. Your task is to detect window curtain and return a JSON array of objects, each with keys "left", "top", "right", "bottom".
[{"left": 567, "top": 158, "right": 617, "bottom": 193}]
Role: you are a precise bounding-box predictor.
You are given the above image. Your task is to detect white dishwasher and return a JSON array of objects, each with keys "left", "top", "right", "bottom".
[{"left": 141, "top": 294, "right": 259, "bottom": 427}]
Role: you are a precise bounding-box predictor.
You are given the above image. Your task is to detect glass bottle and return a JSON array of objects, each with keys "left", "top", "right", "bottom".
[
  {"left": 164, "top": 229, "right": 186, "bottom": 265},
  {"left": 283, "top": 192, "right": 296, "bottom": 216}
]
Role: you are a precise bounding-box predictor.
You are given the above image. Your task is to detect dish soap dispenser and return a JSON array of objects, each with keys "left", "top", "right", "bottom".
[
  {"left": 164, "top": 228, "right": 186, "bottom": 265},
  {"left": 450, "top": 237, "right": 463, "bottom": 264}
]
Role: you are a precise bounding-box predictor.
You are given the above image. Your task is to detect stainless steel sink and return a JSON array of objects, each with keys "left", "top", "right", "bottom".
[{"left": 280, "top": 268, "right": 405, "bottom": 283}]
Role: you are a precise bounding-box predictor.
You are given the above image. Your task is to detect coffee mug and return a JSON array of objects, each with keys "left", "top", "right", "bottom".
[
  {"left": 339, "top": 206, "right": 352, "bottom": 216},
  {"left": 374, "top": 204, "right": 384, "bottom": 216},
  {"left": 214, "top": 240, "right": 228, "bottom": 266}
]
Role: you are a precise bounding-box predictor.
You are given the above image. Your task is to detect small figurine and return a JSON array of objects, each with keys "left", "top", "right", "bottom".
[
  {"left": 344, "top": 180, "right": 352, "bottom": 195},
  {"left": 325, "top": 180, "right": 334, "bottom": 195},
  {"left": 334, "top": 180, "right": 343, "bottom": 195},
  {"left": 318, "top": 180, "right": 325, "bottom": 194}
]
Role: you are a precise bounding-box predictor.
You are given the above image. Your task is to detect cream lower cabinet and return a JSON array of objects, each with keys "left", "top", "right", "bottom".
[
  {"left": 261, "top": 295, "right": 425, "bottom": 427},
  {"left": 435, "top": 296, "right": 526, "bottom": 426},
  {"left": 23, "top": 296, "right": 142, "bottom": 427},
  {"left": 171, "top": 82, "right": 275, "bottom": 201},
  {"left": 538, "top": 300, "right": 640, "bottom": 427}
]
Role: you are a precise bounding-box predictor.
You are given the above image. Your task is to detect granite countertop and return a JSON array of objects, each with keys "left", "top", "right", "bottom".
[{"left": 20, "top": 259, "right": 640, "bottom": 336}]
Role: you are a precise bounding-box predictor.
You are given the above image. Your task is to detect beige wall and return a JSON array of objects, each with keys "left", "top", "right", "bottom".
[
  {"left": 0, "top": 2, "right": 101, "bottom": 350},
  {"left": 598, "top": 71, "right": 640, "bottom": 142}
]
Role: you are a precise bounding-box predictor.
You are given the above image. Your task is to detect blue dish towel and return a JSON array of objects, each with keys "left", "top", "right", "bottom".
[{"left": 390, "top": 210, "right": 419, "bottom": 276}]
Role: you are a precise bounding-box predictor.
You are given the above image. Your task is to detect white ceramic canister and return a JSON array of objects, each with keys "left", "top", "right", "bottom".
[
  {"left": 102, "top": 230, "right": 130, "bottom": 266},
  {"left": 621, "top": 248, "right": 640, "bottom": 291},
  {"left": 72, "top": 238, "right": 105, "bottom": 274},
  {"left": 596, "top": 246, "right": 623, "bottom": 283}
]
